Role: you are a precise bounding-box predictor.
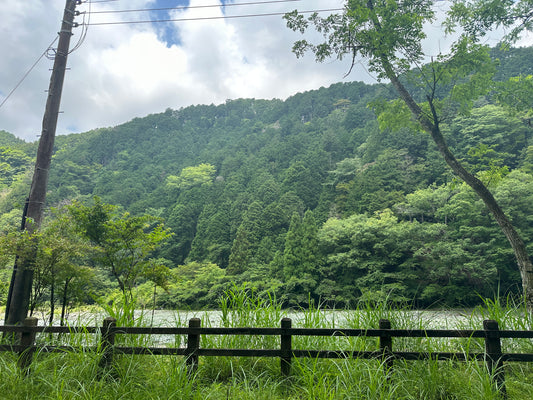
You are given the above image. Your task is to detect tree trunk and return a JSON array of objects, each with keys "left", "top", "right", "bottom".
[
  {"left": 60, "top": 278, "right": 71, "bottom": 327},
  {"left": 384, "top": 61, "right": 533, "bottom": 309},
  {"left": 49, "top": 276, "right": 55, "bottom": 326}
]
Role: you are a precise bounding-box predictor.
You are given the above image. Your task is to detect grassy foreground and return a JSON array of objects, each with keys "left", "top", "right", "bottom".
[{"left": 1, "top": 290, "right": 533, "bottom": 399}]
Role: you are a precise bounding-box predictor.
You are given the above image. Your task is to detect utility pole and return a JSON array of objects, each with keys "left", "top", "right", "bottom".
[{"left": 4, "top": 0, "right": 79, "bottom": 326}]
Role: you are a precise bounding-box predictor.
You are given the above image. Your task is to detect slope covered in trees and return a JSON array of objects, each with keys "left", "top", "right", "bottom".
[{"left": 0, "top": 47, "right": 532, "bottom": 310}]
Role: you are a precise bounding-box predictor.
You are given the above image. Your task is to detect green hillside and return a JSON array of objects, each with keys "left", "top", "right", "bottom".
[{"left": 1, "top": 47, "right": 532, "bottom": 310}]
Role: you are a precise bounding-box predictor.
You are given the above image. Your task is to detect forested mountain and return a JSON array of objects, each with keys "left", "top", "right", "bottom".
[{"left": 1, "top": 47, "right": 532, "bottom": 310}]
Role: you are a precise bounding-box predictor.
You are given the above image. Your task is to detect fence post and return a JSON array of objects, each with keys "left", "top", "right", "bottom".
[
  {"left": 186, "top": 318, "right": 201, "bottom": 375},
  {"left": 17, "top": 317, "right": 38, "bottom": 372},
  {"left": 484, "top": 319, "right": 507, "bottom": 398},
  {"left": 280, "top": 317, "right": 292, "bottom": 376},
  {"left": 98, "top": 317, "right": 116, "bottom": 371},
  {"left": 379, "top": 319, "right": 393, "bottom": 377}
]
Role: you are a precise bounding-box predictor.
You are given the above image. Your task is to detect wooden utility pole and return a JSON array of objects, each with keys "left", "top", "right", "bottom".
[{"left": 4, "top": 0, "right": 79, "bottom": 326}]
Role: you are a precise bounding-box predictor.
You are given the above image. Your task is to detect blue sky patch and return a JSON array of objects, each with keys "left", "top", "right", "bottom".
[{"left": 150, "top": 0, "right": 190, "bottom": 47}]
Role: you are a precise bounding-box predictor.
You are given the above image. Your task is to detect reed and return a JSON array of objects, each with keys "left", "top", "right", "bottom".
[{"left": 0, "top": 291, "right": 532, "bottom": 399}]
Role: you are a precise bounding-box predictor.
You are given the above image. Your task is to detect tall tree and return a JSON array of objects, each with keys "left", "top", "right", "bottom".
[
  {"left": 282, "top": 211, "right": 321, "bottom": 305},
  {"left": 227, "top": 225, "right": 252, "bottom": 276},
  {"left": 283, "top": 212, "right": 304, "bottom": 280},
  {"left": 69, "top": 198, "right": 172, "bottom": 305},
  {"left": 285, "top": 0, "right": 533, "bottom": 308},
  {"left": 0, "top": 208, "right": 95, "bottom": 326}
]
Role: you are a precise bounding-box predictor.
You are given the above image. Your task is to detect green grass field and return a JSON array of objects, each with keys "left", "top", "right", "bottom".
[{"left": 1, "top": 289, "right": 532, "bottom": 399}]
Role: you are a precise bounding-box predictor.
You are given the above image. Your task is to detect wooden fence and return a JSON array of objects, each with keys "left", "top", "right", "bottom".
[{"left": 2, "top": 317, "right": 533, "bottom": 397}]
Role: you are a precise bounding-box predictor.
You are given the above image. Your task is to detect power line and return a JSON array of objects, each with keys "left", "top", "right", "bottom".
[
  {"left": 87, "top": 8, "right": 343, "bottom": 26},
  {"left": 0, "top": 0, "right": 89, "bottom": 110},
  {"left": 0, "top": 37, "right": 58, "bottom": 110},
  {"left": 70, "top": 0, "right": 91, "bottom": 53},
  {"left": 88, "top": 0, "right": 303, "bottom": 14}
]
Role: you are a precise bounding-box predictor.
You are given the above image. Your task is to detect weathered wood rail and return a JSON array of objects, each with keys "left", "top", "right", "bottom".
[{"left": 2, "top": 317, "right": 533, "bottom": 397}]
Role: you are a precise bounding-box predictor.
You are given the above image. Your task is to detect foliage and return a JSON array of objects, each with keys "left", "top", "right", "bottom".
[
  {"left": 1, "top": 300, "right": 533, "bottom": 399},
  {"left": 166, "top": 163, "right": 216, "bottom": 190},
  {"left": 447, "top": 0, "right": 533, "bottom": 45},
  {"left": 32, "top": 207, "right": 95, "bottom": 323},
  {"left": 157, "top": 261, "right": 227, "bottom": 309},
  {"left": 0, "top": 206, "right": 96, "bottom": 324},
  {"left": 68, "top": 197, "right": 173, "bottom": 305},
  {"left": 282, "top": 211, "right": 322, "bottom": 306},
  {"left": 0, "top": 46, "right": 532, "bottom": 308},
  {"left": 285, "top": 0, "right": 435, "bottom": 79},
  {"left": 285, "top": 1, "right": 533, "bottom": 306}
]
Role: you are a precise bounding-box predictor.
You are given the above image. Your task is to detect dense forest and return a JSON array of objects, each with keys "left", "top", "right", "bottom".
[{"left": 1, "top": 47, "right": 532, "bottom": 314}]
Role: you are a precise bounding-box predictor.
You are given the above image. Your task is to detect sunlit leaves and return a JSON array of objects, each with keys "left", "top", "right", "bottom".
[{"left": 166, "top": 163, "right": 216, "bottom": 191}]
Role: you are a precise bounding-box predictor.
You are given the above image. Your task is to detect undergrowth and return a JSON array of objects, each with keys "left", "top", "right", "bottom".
[{"left": 1, "top": 287, "right": 532, "bottom": 399}]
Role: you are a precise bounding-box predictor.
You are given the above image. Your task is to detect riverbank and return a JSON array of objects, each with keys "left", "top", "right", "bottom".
[
  {"left": 0, "top": 295, "right": 532, "bottom": 399},
  {"left": 2, "top": 306, "right": 474, "bottom": 329}
]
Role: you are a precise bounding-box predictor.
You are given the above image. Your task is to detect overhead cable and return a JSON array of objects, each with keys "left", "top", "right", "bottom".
[
  {"left": 89, "top": 0, "right": 303, "bottom": 14},
  {"left": 0, "top": 37, "right": 59, "bottom": 110},
  {"left": 70, "top": 0, "right": 92, "bottom": 54},
  {"left": 87, "top": 8, "right": 343, "bottom": 26}
]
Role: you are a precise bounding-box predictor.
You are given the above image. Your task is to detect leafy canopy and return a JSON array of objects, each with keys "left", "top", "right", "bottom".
[
  {"left": 446, "top": 0, "right": 533, "bottom": 45},
  {"left": 68, "top": 197, "right": 172, "bottom": 303},
  {"left": 167, "top": 163, "right": 216, "bottom": 190},
  {"left": 285, "top": 0, "right": 435, "bottom": 79},
  {"left": 285, "top": 0, "right": 497, "bottom": 127}
]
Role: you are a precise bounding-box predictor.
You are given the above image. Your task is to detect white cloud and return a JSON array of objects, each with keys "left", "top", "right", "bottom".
[
  {"left": 1, "top": 0, "right": 525, "bottom": 142},
  {"left": 0, "top": 0, "right": 353, "bottom": 141}
]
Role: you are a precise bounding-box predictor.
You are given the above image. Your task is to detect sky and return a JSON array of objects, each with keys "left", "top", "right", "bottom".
[{"left": 0, "top": 0, "right": 528, "bottom": 142}]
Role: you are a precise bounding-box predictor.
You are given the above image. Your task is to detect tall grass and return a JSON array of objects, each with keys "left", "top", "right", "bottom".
[{"left": 0, "top": 290, "right": 532, "bottom": 399}]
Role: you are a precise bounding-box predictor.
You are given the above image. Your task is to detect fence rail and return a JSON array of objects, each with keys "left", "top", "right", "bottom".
[{"left": 2, "top": 316, "right": 533, "bottom": 397}]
